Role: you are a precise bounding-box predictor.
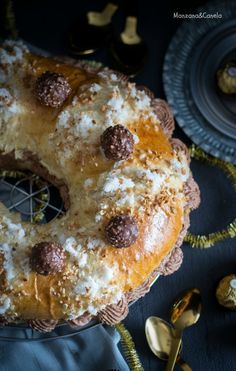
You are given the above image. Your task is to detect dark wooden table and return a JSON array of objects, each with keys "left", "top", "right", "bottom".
[{"left": 12, "top": 0, "right": 236, "bottom": 369}]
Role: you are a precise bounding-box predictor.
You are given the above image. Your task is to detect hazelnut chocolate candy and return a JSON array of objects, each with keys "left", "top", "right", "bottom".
[
  {"left": 101, "top": 124, "right": 134, "bottom": 161},
  {"left": 35, "top": 71, "right": 71, "bottom": 108},
  {"left": 30, "top": 241, "right": 66, "bottom": 275},
  {"left": 105, "top": 215, "right": 139, "bottom": 248}
]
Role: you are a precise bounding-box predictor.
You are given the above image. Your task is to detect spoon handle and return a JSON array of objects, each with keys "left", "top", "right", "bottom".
[
  {"left": 166, "top": 329, "right": 182, "bottom": 371},
  {"left": 177, "top": 356, "right": 192, "bottom": 371}
]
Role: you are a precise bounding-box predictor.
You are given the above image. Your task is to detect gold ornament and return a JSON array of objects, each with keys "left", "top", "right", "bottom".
[
  {"left": 184, "top": 145, "right": 236, "bottom": 248},
  {"left": 217, "top": 62, "right": 236, "bottom": 95},
  {"left": 216, "top": 274, "right": 236, "bottom": 310},
  {"left": 115, "top": 323, "right": 144, "bottom": 371}
]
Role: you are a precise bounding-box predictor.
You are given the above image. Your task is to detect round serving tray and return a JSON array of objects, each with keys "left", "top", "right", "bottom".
[{"left": 163, "top": 0, "right": 236, "bottom": 164}]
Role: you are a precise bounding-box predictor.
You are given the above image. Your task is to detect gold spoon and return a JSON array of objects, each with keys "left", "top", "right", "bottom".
[
  {"left": 166, "top": 288, "right": 202, "bottom": 371},
  {"left": 145, "top": 316, "right": 192, "bottom": 371}
]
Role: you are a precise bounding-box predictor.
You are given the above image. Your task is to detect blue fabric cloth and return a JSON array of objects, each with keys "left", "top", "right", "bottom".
[{"left": 0, "top": 324, "right": 129, "bottom": 371}]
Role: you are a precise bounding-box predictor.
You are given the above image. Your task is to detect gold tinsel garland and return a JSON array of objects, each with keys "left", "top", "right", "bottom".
[
  {"left": 115, "top": 323, "right": 144, "bottom": 371},
  {"left": 184, "top": 145, "right": 236, "bottom": 248}
]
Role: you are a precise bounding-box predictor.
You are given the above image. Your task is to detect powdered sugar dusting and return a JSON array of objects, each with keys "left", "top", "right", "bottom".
[
  {"left": 0, "top": 88, "right": 12, "bottom": 106},
  {"left": 89, "top": 83, "right": 101, "bottom": 93},
  {"left": 135, "top": 90, "right": 151, "bottom": 110},
  {"left": 52, "top": 70, "right": 157, "bottom": 155},
  {"left": 87, "top": 238, "right": 104, "bottom": 250},
  {"left": 2, "top": 217, "right": 25, "bottom": 242},
  {"left": 144, "top": 209, "right": 168, "bottom": 252},
  {"left": 0, "top": 243, "right": 15, "bottom": 282},
  {"left": 103, "top": 175, "right": 135, "bottom": 193},
  {"left": 63, "top": 237, "right": 81, "bottom": 258},
  {"left": 74, "top": 264, "right": 119, "bottom": 315},
  {"left": 0, "top": 295, "right": 11, "bottom": 315},
  {"left": 0, "top": 40, "right": 27, "bottom": 66},
  {"left": 84, "top": 178, "right": 94, "bottom": 188},
  {"left": 73, "top": 114, "right": 95, "bottom": 140},
  {"left": 57, "top": 110, "right": 70, "bottom": 129}
]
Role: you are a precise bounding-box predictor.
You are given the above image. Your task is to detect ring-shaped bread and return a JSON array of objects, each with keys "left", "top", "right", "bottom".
[{"left": 0, "top": 40, "right": 200, "bottom": 331}]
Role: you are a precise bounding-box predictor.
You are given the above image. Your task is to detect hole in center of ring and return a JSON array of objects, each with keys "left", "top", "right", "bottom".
[{"left": 0, "top": 172, "right": 65, "bottom": 223}]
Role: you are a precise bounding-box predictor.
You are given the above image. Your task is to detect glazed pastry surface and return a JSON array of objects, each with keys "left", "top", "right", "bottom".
[{"left": 0, "top": 40, "right": 199, "bottom": 323}]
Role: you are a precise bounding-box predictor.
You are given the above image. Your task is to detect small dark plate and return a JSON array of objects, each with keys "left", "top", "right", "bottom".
[
  {"left": 190, "top": 18, "right": 236, "bottom": 141},
  {"left": 163, "top": 0, "right": 236, "bottom": 164}
]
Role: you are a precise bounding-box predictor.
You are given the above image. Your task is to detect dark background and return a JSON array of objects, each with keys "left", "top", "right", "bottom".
[{"left": 6, "top": 0, "right": 236, "bottom": 370}]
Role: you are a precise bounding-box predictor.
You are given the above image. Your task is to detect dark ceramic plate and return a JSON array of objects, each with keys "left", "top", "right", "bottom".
[{"left": 163, "top": 0, "right": 236, "bottom": 164}]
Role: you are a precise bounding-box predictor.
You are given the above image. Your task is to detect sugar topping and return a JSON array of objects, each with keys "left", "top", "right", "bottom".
[
  {"left": 134, "top": 89, "right": 151, "bottom": 110},
  {"left": 0, "top": 295, "right": 11, "bottom": 315},
  {"left": 144, "top": 209, "right": 168, "bottom": 252},
  {"left": 103, "top": 174, "right": 135, "bottom": 193},
  {"left": 84, "top": 178, "right": 94, "bottom": 188},
  {"left": 87, "top": 238, "right": 105, "bottom": 250},
  {"left": 89, "top": 83, "right": 102, "bottom": 93},
  {"left": 116, "top": 193, "right": 136, "bottom": 207},
  {"left": 0, "top": 88, "right": 13, "bottom": 107},
  {"left": 0, "top": 40, "right": 27, "bottom": 66},
  {"left": 74, "top": 264, "right": 119, "bottom": 313},
  {"left": 52, "top": 76, "right": 155, "bottom": 154},
  {"left": 57, "top": 110, "right": 70, "bottom": 129},
  {"left": 107, "top": 89, "right": 124, "bottom": 111},
  {"left": 79, "top": 253, "right": 88, "bottom": 268},
  {"left": 63, "top": 237, "right": 81, "bottom": 259},
  {"left": 73, "top": 114, "right": 95, "bottom": 140},
  {"left": 135, "top": 169, "right": 165, "bottom": 193},
  {"left": 0, "top": 243, "right": 15, "bottom": 282},
  {"left": 2, "top": 217, "right": 25, "bottom": 242},
  {"left": 110, "top": 73, "right": 118, "bottom": 81},
  {"left": 93, "top": 148, "right": 189, "bottom": 225}
]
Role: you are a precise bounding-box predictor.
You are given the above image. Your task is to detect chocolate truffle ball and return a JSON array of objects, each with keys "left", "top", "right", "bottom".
[
  {"left": 30, "top": 241, "right": 66, "bottom": 275},
  {"left": 101, "top": 125, "right": 134, "bottom": 161},
  {"left": 35, "top": 71, "right": 71, "bottom": 107},
  {"left": 105, "top": 215, "right": 139, "bottom": 248}
]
